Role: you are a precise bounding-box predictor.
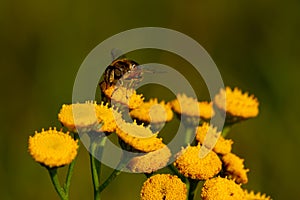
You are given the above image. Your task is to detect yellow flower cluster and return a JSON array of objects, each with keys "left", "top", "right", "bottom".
[
  {"left": 201, "top": 177, "right": 272, "bottom": 200},
  {"left": 170, "top": 87, "right": 259, "bottom": 125},
  {"left": 140, "top": 174, "right": 187, "bottom": 200},
  {"left": 28, "top": 83, "right": 271, "bottom": 199},
  {"left": 28, "top": 128, "right": 78, "bottom": 168},
  {"left": 172, "top": 121, "right": 247, "bottom": 184}
]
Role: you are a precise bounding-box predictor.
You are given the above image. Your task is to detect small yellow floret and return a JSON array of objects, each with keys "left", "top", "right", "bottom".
[
  {"left": 104, "top": 86, "right": 144, "bottom": 109},
  {"left": 58, "top": 101, "right": 99, "bottom": 132},
  {"left": 127, "top": 145, "right": 171, "bottom": 173},
  {"left": 116, "top": 120, "right": 165, "bottom": 152},
  {"left": 58, "top": 101, "right": 121, "bottom": 133},
  {"left": 28, "top": 128, "right": 78, "bottom": 168},
  {"left": 201, "top": 177, "right": 245, "bottom": 200},
  {"left": 95, "top": 102, "right": 122, "bottom": 133},
  {"left": 140, "top": 174, "right": 187, "bottom": 200},
  {"left": 222, "top": 153, "right": 249, "bottom": 184},
  {"left": 214, "top": 87, "right": 259, "bottom": 120},
  {"left": 196, "top": 123, "right": 233, "bottom": 155},
  {"left": 244, "top": 190, "right": 272, "bottom": 200},
  {"left": 171, "top": 94, "right": 214, "bottom": 120},
  {"left": 174, "top": 145, "right": 222, "bottom": 180},
  {"left": 130, "top": 98, "right": 173, "bottom": 124}
]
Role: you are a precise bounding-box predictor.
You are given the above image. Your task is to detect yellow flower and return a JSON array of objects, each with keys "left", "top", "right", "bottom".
[
  {"left": 103, "top": 86, "right": 144, "bottom": 109},
  {"left": 201, "top": 177, "right": 245, "bottom": 200},
  {"left": 174, "top": 145, "right": 222, "bottom": 180},
  {"left": 127, "top": 145, "right": 171, "bottom": 173},
  {"left": 196, "top": 123, "right": 233, "bottom": 155},
  {"left": 214, "top": 87, "right": 259, "bottom": 122},
  {"left": 58, "top": 101, "right": 99, "bottom": 132},
  {"left": 95, "top": 102, "right": 122, "bottom": 133},
  {"left": 244, "top": 190, "right": 272, "bottom": 200},
  {"left": 140, "top": 174, "right": 187, "bottom": 200},
  {"left": 58, "top": 101, "right": 121, "bottom": 133},
  {"left": 115, "top": 120, "right": 165, "bottom": 152},
  {"left": 171, "top": 94, "right": 215, "bottom": 124},
  {"left": 222, "top": 153, "right": 249, "bottom": 184},
  {"left": 28, "top": 128, "right": 78, "bottom": 168},
  {"left": 130, "top": 98, "right": 173, "bottom": 124}
]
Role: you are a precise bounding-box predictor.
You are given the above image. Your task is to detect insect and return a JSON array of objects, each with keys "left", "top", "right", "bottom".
[
  {"left": 99, "top": 49, "right": 165, "bottom": 101},
  {"left": 99, "top": 58, "right": 143, "bottom": 94}
]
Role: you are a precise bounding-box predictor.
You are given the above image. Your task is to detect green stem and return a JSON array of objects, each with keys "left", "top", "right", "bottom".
[
  {"left": 185, "top": 127, "right": 195, "bottom": 145},
  {"left": 168, "top": 164, "right": 186, "bottom": 181},
  {"left": 188, "top": 179, "right": 199, "bottom": 200},
  {"left": 96, "top": 137, "right": 107, "bottom": 178},
  {"left": 98, "top": 155, "right": 129, "bottom": 192},
  {"left": 90, "top": 136, "right": 107, "bottom": 200},
  {"left": 48, "top": 168, "right": 68, "bottom": 200},
  {"left": 90, "top": 145, "right": 100, "bottom": 200},
  {"left": 221, "top": 125, "right": 232, "bottom": 138},
  {"left": 64, "top": 134, "right": 80, "bottom": 195}
]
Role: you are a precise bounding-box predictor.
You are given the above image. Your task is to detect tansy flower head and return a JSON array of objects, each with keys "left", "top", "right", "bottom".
[
  {"left": 174, "top": 145, "right": 222, "bottom": 180},
  {"left": 103, "top": 86, "right": 144, "bottom": 109},
  {"left": 222, "top": 153, "right": 249, "bottom": 184},
  {"left": 116, "top": 119, "right": 165, "bottom": 152},
  {"left": 171, "top": 94, "right": 215, "bottom": 125},
  {"left": 214, "top": 87, "right": 259, "bottom": 123},
  {"left": 140, "top": 174, "right": 187, "bottom": 200},
  {"left": 95, "top": 102, "right": 122, "bottom": 133},
  {"left": 196, "top": 123, "right": 233, "bottom": 155},
  {"left": 130, "top": 98, "right": 173, "bottom": 124},
  {"left": 201, "top": 177, "right": 245, "bottom": 200},
  {"left": 28, "top": 128, "right": 78, "bottom": 168},
  {"left": 244, "top": 190, "right": 272, "bottom": 200},
  {"left": 58, "top": 101, "right": 121, "bottom": 133},
  {"left": 58, "top": 101, "right": 99, "bottom": 132},
  {"left": 127, "top": 145, "right": 171, "bottom": 173}
]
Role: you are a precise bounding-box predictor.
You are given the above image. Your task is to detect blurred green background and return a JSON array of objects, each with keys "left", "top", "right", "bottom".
[{"left": 1, "top": 0, "right": 299, "bottom": 199}]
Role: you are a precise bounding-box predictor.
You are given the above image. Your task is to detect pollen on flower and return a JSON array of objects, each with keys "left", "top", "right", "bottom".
[
  {"left": 140, "top": 174, "right": 187, "bottom": 200},
  {"left": 127, "top": 145, "right": 171, "bottom": 173},
  {"left": 222, "top": 153, "right": 249, "bottom": 184},
  {"left": 174, "top": 145, "right": 222, "bottom": 180},
  {"left": 214, "top": 87, "right": 259, "bottom": 120},
  {"left": 58, "top": 101, "right": 99, "bottom": 132},
  {"left": 115, "top": 119, "right": 165, "bottom": 152},
  {"left": 171, "top": 93, "right": 214, "bottom": 120},
  {"left": 201, "top": 177, "right": 245, "bottom": 200},
  {"left": 130, "top": 98, "right": 173, "bottom": 124},
  {"left": 196, "top": 123, "right": 233, "bottom": 155},
  {"left": 243, "top": 189, "right": 272, "bottom": 200},
  {"left": 28, "top": 128, "right": 78, "bottom": 168},
  {"left": 104, "top": 86, "right": 144, "bottom": 109}
]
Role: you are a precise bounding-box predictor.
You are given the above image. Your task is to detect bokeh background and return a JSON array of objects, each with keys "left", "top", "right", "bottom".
[{"left": 1, "top": 0, "right": 299, "bottom": 199}]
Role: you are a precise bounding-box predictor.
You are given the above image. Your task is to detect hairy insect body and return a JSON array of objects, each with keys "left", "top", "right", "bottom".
[{"left": 100, "top": 58, "right": 139, "bottom": 92}]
